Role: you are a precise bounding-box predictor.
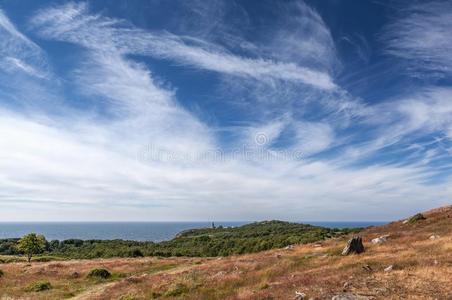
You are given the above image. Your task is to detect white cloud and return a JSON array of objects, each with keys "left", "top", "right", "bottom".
[
  {"left": 382, "top": 1, "right": 452, "bottom": 78},
  {"left": 264, "top": 1, "right": 339, "bottom": 73},
  {"left": 0, "top": 1, "right": 450, "bottom": 222},
  {"left": 396, "top": 88, "right": 452, "bottom": 137},
  {"left": 293, "top": 121, "right": 334, "bottom": 156},
  {"left": 1, "top": 106, "right": 450, "bottom": 222},
  {"left": 1, "top": 56, "right": 47, "bottom": 78},
  {"left": 0, "top": 9, "right": 48, "bottom": 79},
  {"left": 30, "top": 2, "right": 336, "bottom": 90},
  {"left": 0, "top": 9, "right": 31, "bottom": 43}
]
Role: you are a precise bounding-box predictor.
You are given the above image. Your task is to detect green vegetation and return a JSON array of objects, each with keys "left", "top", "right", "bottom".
[
  {"left": 16, "top": 233, "right": 46, "bottom": 262},
  {"left": 119, "top": 295, "right": 139, "bottom": 300},
  {"left": 0, "top": 221, "right": 359, "bottom": 259},
  {"left": 87, "top": 268, "right": 111, "bottom": 279},
  {"left": 0, "top": 269, "right": 4, "bottom": 277},
  {"left": 408, "top": 213, "right": 426, "bottom": 223},
  {"left": 26, "top": 281, "right": 52, "bottom": 292},
  {"left": 164, "top": 283, "right": 190, "bottom": 297}
]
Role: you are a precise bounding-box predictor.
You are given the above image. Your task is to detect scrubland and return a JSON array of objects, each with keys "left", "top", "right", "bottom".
[{"left": 0, "top": 205, "right": 450, "bottom": 299}]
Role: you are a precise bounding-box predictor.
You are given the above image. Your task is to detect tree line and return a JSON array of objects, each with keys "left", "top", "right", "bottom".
[{"left": 0, "top": 221, "right": 360, "bottom": 260}]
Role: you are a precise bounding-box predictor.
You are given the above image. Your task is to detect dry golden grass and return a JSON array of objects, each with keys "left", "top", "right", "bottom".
[{"left": 0, "top": 205, "right": 451, "bottom": 299}]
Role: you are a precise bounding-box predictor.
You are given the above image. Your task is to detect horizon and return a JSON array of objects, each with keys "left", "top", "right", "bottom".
[
  {"left": 0, "top": 219, "right": 387, "bottom": 241},
  {"left": 0, "top": 0, "right": 451, "bottom": 221},
  {"left": 0, "top": 220, "right": 390, "bottom": 223}
]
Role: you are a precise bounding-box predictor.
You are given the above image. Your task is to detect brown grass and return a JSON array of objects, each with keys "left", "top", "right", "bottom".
[{"left": 0, "top": 205, "right": 451, "bottom": 299}]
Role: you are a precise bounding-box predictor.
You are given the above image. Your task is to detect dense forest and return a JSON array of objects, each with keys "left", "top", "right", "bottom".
[{"left": 0, "top": 221, "right": 359, "bottom": 259}]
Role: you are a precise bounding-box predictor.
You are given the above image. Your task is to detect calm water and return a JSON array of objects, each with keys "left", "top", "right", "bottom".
[{"left": 0, "top": 221, "right": 386, "bottom": 241}]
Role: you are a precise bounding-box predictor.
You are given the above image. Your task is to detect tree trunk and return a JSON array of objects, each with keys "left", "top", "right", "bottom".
[
  {"left": 27, "top": 253, "right": 32, "bottom": 263},
  {"left": 342, "top": 236, "right": 364, "bottom": 255}
]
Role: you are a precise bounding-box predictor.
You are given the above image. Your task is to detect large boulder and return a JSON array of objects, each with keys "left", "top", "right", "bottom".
[{"left": 342, "top": 236, "right": 364, "bottom": 255}]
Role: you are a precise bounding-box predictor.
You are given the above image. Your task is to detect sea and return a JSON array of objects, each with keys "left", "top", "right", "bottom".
[{"left": 0, "top": 221, "right": 386, "bottom": 242}]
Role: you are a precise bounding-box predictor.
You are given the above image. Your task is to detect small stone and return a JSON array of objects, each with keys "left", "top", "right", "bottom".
[
  {"left": 371, "top": 237, "right": 386, "bottom": 244},
  {"left": 362, "top": 264, "right": 372, "bottom": 272},
  {"left": 429, "top": 235, "right": 440, "bottom": 240},
  {"left": 343, "top": 281, "right": 351, "bottom": 290},
  {"left": 295, "top": 291, "right": 306, "bottom": 299},
  {"left": 384, "top": 265, "right": 393, "bottom": 272},
  {"left": 375, "top": 287, "right": 387, "bottom": 294}
]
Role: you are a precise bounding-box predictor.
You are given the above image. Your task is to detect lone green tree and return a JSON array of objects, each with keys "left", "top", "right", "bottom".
[{"left": 17, "top": 233, "right": 46, "bottom": 262}]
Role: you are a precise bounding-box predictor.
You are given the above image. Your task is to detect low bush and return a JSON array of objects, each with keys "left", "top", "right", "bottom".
[
  {"left": 130, "top": 248, "right": 144, "bottom": 257},
  {"left": 408, "top": 213, "right": 426, "bottom": 223},
  {"left": 164, "top": 283, "right": 189, "bottom": 297},
  {"left": 0, "top": 269, "right": 4, "bottom": 277},
  {"left": 87, "top": 268, "right": 111, "bottom": 279},
  {"left": 27, "top": 281, "right": 52, "bottom": 292},
  {"left": 119, "top": 295, "right": 138, "bottom": 300},
  {"left": 32, "top": 256, "right": 54, "bottom": 262}
]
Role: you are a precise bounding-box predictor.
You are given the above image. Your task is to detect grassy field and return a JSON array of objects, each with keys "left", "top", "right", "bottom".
[{"left": 0, "top": 205, "right": 450, "bottom": 299}]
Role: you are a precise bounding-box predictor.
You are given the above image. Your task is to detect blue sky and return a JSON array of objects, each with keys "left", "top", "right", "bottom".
[{"left": 0, "top": 0, "right": 451, "bottom": 221}]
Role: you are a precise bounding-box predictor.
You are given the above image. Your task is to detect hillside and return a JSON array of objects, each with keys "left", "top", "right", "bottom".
[
  {"left": 0, "top": 205, "right": 451, "bottom": 299},
  {"left": 0, "top": 221, "right": 356, "bottom": 259}
]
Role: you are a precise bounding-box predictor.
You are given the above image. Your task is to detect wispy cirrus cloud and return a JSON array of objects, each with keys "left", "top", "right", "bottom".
[
  {"left": 382, "top": 1, "right": 452, "bottom": 78},
  {"left": 0, "top": 9, "right": 48, "bottom": 79},
  {"left": 30, "top": 2, "right": 336, "bottom": 90},
  {"left": 0, "top": 1, "right": 450, "bottom": 222}
]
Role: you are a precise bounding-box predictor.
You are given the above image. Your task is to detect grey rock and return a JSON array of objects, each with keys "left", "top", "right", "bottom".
[
  {"left": 342, "top": 236, "right": 364, "bottom": 255},
  {"left": 384, "top": 265, "right": 393, "bottom": 272},
  {"left": 295, "top": 291, "right": 306, "bottom": 299},
  {"left": 371, "top": 236, "right": 387, "bottom": 244}
]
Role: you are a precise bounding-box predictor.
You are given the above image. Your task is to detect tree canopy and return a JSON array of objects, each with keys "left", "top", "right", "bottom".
[{"left": 16, "top": 233, "right": 47, "bottom": 262}]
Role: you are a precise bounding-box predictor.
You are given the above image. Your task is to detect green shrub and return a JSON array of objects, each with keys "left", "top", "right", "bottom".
[
  {"left": 259, "top": 283, "right": 269, "bottom": 290},
  {"left": 120, "top": 295, "right": 138, "bottom": 300},
  {"left": 87, "top": 268, "right": 111, "bottom": 279},
  {"left": 27, "top": 281, "right": 52, "bottom": 292},
  {"left": 150, "top": 291, "right": 162, "bottom": 298},
  {"left": 408, "top": 213, "right": 426, "bottom": 223},
  {"left": 164, "top": 283, "right": 189, "bottom": 297},
  {"left": 33, "top": 256, "right": 54, "bottom": 262},
  {"left": 130, "top": 248, "right": 144, "bottom": 257}
]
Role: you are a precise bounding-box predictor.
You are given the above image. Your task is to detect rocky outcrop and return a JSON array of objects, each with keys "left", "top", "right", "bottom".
[{"left": 342, "top": 236, "right": 364, "bottom": 255}]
